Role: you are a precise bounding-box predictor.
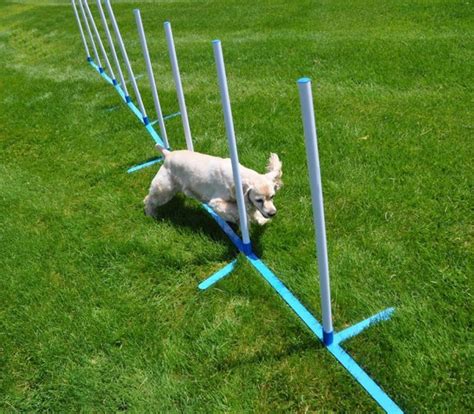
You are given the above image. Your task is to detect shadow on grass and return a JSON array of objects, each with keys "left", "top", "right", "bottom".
[
  {"left": 215, "top": 333, "right": 322, "bottom": 373},
  {"left": 250, "top": 224, "right": 268, "bottom": 257},
  {"left": 150, "top": 195, "right": 268, "bottom": 258},
  {"left": 149, "top": 196, "right": 232, "bottom": 258}
]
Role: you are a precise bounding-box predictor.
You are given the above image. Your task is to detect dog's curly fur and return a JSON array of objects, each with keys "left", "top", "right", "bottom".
[{"left": 144, "top": 145, "right": 283, "bottom": 225}]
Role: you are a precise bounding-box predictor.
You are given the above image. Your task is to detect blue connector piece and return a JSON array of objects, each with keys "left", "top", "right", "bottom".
[
  {"left": 125, "top": 96, "right": 132, "bottom": 103},
  {"left": 323, "top": 330, "right": 334, "bottom": 346},
  {"left": 99, "top": 67, "right": 104, "bottom": 74},
  {"left": 87, "top": 56, "right": 92, "bottom": 62},
  {"left": 143, "top": 116, "right": 149, "bottom": 125},
  {"left": 112, "top": 79, "right": 118, "bottom": 86},
  {"left": 242, "top": 242, "right": 252, "bottom": 256}
]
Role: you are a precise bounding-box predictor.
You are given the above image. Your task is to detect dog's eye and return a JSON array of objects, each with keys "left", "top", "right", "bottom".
[
  {"left": 256, "top": 198, "right": 263, "bottom": 203},
  {"left": 270, "top": 195, "right": 274, "bottom": 199}
]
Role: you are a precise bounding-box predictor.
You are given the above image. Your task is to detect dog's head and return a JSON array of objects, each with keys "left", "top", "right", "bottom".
[{"left": 245, "top": 153, "right": 283, "bottom": 219}]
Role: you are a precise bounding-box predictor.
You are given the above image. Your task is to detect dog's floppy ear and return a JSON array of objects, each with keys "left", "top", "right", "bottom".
[
  {"left": 266, "top": 153, "right": 283, "bottom": 190},
  {"left": 242, "top": 181, "right": 253, "bottom": 197}
]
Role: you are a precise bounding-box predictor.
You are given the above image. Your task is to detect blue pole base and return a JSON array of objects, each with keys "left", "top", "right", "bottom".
[
  {"left": 125, "top": 96, "right": 132, "bottom": 103},
  {"left": 99, "top": 67, "right": 104, "bottom": 74},
  {"left": 150, "top": 112, "right": 182, "bottom": 127},
  {"left": 143, "top": 116, "right": 149, "bottom": 125},
  {"left": 112, "top": 79, "right": 118, "bottom": 86},
  {"left": 87, "top": 56, "right": 92, "bottom": 62},
  {"left": 334, "top": 307, "right": 395, "bottom": 345},
  {"left": 242, "top": 242, "right": 252, "bottom": 256},
  {"left": 323, "top": 330, "right": 334, "bottom": 346},
  {"left": 163, "top": 111, "right": 181, "bottom": 121}
]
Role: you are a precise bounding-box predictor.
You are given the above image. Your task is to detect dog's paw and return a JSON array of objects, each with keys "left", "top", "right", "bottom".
[
  {"left": 255, "top": 215, "right": 270, "bottom": 226},
  {"left": 144, "top": 205, "right": 157, "bottom": 218}
]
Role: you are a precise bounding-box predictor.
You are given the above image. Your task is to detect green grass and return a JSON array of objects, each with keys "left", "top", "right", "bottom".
[{"left": 1, "top": 0, "right": 472, "bottom": 412}]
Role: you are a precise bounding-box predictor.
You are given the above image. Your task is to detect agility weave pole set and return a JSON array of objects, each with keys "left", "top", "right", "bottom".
[{"left": 71, "top": 1, "right": 403, "bottom": 412}]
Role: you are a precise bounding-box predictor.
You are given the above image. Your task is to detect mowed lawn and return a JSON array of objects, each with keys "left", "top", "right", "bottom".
[{"left": 1, "top": 0, "right": 472, "bottom": 412}]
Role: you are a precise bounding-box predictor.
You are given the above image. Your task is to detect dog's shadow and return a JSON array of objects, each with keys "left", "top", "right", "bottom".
[
  {"left": 150, "top": 195, "right": 267, "bottom": 259},
  {"left": 249, "top": 223, "right": 267, "bottom": 257}
]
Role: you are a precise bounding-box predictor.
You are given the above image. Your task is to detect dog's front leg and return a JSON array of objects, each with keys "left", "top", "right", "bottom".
[
  {"left": 144, "top": 167, "right": 177, "bottom": 217},
  {"left": 250, "top": 209, "right": 270, "bottom": 226},
  {"left": 208, "top": 198, "right": 240, "bottom": 224}
]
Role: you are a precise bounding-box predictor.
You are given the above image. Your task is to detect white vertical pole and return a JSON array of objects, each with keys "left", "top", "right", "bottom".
[
  {"left": 134, "top": 9, "right": 169, "bottom": 148},
  {"left": 213, "top": 40, "right": 251, "bottom": 254},
  {"left": 71, "top": 0, "right": 91, "bottom": 61},
  {"left": 105, "top": 0, "right": 149, "bottom": 124},
  {"left": 82, "top": 0, "right": 116, "bottom": 81},
  {"left": 164, "top": 21, "right": 193, "bottom": 151},
  {"left": 298, "top": 77, "right": 333, "bottom": 346},
  {"left": 95, "top": 0, "right": 129, "bottom": 95},
  {"left": 78, "top": 0, "right": 102, "bottom": 70}
]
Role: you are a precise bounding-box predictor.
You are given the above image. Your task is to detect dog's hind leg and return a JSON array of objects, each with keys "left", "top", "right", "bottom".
[
  {"left": 208, "top": 198, "right": 240, "bottom": 224},
  {"left": 144, "top": 167, "right": 177, "bottom": 217}
]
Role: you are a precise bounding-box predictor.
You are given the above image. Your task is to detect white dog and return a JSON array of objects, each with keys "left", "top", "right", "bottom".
[{"left": 144, "top": 145, "right": 282, "bottom": 225}]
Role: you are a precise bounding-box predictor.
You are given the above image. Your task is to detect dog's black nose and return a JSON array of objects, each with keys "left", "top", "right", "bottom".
[{"left": 268, "top": 211, "right": 276, "bottom": 217}]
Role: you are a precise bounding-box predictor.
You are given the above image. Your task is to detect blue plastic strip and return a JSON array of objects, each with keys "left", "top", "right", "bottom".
[
  {"left": 198, "top": 260, "right": 237, "bottom": 290},
  {"left": 201, "top": 204, "right": 245, "bottom": 252},
  {"left": 327, "top": 344, "right": 403, "bottom": 414},
  {"left": 100, "top": 71, "right": 114, "bottom": 86},
  {"left": 113, "top": 83, "right": 129, "bottom": 104},
  {"left": 164, "top": 111, "right": 181, "bottom": 120},
  {"left": 124, "top": 74, "right": 144, "bottom": 83},
  {"left": 89, "top": 60, "right": 114, "bottom": 86},
  {"left": 127, "top": 157, "right": 163, "bottom": 173},
  {"left": 127, "top": 100, "right": 144, "bottom": 122},
  {"left": 145, "top": 123, "right": 165, "bottom": 146},
  {"left": 246, "top": 253, "right": 324, "bottom": 339},
  {"left": 150, "top": 113, "right": 181, "bottom": 127},
  {"left": 335, "top": 307, "right": 395, "bottom": 345},
  {"left": 89, "top": 60, "right": 101, "bottom": 74},
  {"left": 246, "top": 253, "right": 401, "bottom": 413}
]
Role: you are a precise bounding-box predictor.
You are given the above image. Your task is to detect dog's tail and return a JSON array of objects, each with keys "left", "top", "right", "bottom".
[{"left": 155, "top": 144, "right": 170, "bottom": 158}]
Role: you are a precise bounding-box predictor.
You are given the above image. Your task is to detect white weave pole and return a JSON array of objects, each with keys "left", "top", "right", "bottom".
[
  {"left": 71, "top": 0, "right": 91, "bottom": 60},
  {"left": 95, "top": 0, "right": 128, "bottom": 94},
  {"left": 298, "top": 77, "right": 334, "bottom": 346},
  {"left": 134, "top": 9, "right": 169, "bottom": 148},
  {"left": 82, "top": 0, "right": 116, "bottom": 82},
  {"left": 164, "top": 22, "right": 193, "bottom": 151},
  {"left": 105, "top": 0, "right": 149, "bottom": 124},
  {"left": 213, "top": 40, "right": 251, "bottom": 254},
  {"left": 77, "top": 0, "right": 102, "bottom": 70}
]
